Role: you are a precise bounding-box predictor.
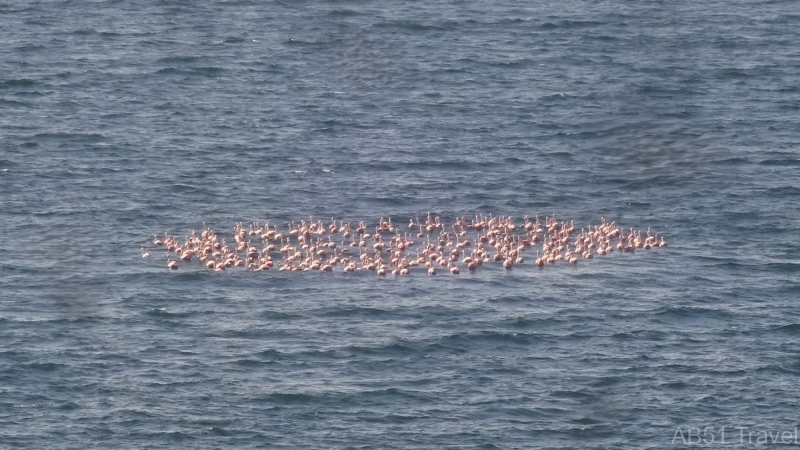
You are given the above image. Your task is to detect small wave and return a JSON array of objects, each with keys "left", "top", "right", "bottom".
[
  {"left": 361, "top": 388, "right": 433, "bottom": 403},
  {"left": 717, "top": 68, "right": 759, "bottom": 79},
  {"left": 263, "top": 392, "right": 315, "bottom": 404},
  {"left": 767, "top": 323, "right": 800, "bottom": 335},
  {"left": 319, "top": 306, "right": 393, "bottom": 318},
  {"left": 590, "top": 376, "right": 623, "bottom": 387},
  {"left": 13, "top": 44, "right": 45, "bottom": 53},
  {"left": 256, "top": 349, "right": 285, "bottom": 360},
  {"left": 652, "top": 306, "right": 735, "bottom": 327},
  {"left": 208, "top": 427, "right": 232, "bottom": 436},
  {"left": 0, "top": 99, "right": 30, "bottom": 107},
  {"left": 759, "top": 158, "right": 800, "bottom": 166},
  {"left": 658, "top": 380, "right": 689, "bottom": 390},
  {"left": 232, "top": 358, "right": 277, "bottom": 367},
  {"left": 485, "top": 59, "right": 533, "bottom": 68},
  {"left": 24, "top": 362, "right": 68, "bottom": 372},
  {"left": 43, "top": 316, "right": 105, "bottom": 325},
  {"left": 763, "top": 262, "right": 800, "bottom": 274},
  {"left": 538, "top": 20, "right": 603, "bottom": 30},
  {"left": 551, "top": 389, "right": 595, "bottom": 399},
  {"left": 258, "top": 310, "right": 301, "bottom": 320},
  {"left": 0, "top": 78, "right": 35, "bottom": 88},
  {"left": 486, "top": 406, "right": 556, "bottom": 420},
  {"left": 420, "top": 342, "right": 468, "bottom": 355},
  {"left": 347, "top": 340, "right": 417, "bottom": 356},
  {"left": 716, "top": 157, "right": 749, "bottom": 165},
  {"left": 573, "top": 416, "right": 604, "bottom": 425},
  {"left": 145, "top": 308, "right": 193, "bottom": 318},
  {"left": 32, "top": 132, "right": 106, "bottom": 142},
  {"left": 283, "top": 38, "right": 319, "bottom": 46},
  {"left": 319, "top": 119, "right": 369, "bottom": 129},
  {"left": 591, "top": 34, "right": 619, "bottom": 42},
  {"left": 766, "top": 186, "right": 800, "bottom": 196},
  {"left": 362, "top": 413, "right": 421, "bottom": 424},
  {"left": 139, "top": 431, "right": 195, "bottom": 442},
  {"left": 406, "top": 160, "right": 478, "bottom": 171},
  {"left": 372, "top": 20, "right": 450, "bottom": 32},
  {"left": 439, "top": 330, "right": 542, "bottom": 346},
  {"left": 505, "top": 316, "right": 562, "bottom": 328},
  {"left": 328, "top": 9, "right": 363, "bottom": 17},
  {"left": 57, "top": 402, "right": 80, "bottom": 410},
  {"left": 363, "top": 196, "right": 412, "bottom": 206},
  {"left": 155, "top": 67, "right": 224, "bottom": 77},
  {"left": 484, "top": 292, "right": 534, "bottom": 305},
  {"left": 156, "top": 55, "right": 202, "bottom": 64},
  {"left": 753, "top": 364, "right": 800, "bottom": 375},
  {"left": 169, "top": 183, "right": 205, "bottom": 194}
]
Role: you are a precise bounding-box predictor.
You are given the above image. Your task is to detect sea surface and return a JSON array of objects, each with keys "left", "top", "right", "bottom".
[{"left": 1, "top": 0, "right": 799, "bottom": 448}]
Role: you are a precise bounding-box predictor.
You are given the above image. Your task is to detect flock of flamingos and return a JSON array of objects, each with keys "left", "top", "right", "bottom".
[{"left": 143, "top": 214, "right": 666, "bottom": 275}]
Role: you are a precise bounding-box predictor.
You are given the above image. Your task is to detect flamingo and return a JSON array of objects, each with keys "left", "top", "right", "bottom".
[{"left": 148, "top": 216, "right": 664, "bottom": 278}]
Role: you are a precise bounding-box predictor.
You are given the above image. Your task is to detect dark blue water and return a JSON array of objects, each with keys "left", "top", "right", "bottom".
[{"left": 2, "top": 1, "right": 799, "bottom": 448}]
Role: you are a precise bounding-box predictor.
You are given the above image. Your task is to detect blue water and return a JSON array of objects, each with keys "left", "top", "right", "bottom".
[{"left": 2, "top": 1, "right": 799, "bottom": 448}]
